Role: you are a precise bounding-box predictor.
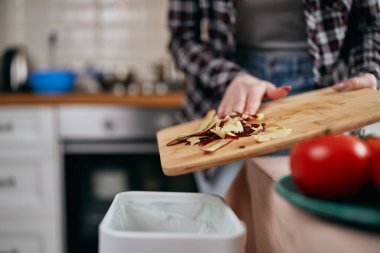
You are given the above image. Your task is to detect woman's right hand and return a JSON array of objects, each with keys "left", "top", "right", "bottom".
[{"left": 217, "top": 73, "right": 291, "bottom": 117}]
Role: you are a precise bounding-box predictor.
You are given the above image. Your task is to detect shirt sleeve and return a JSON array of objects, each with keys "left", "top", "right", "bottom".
[
  {"left": 349, "top": 0, "right": 380, "bottom": 88},
  {"left": 168, "top": 0, "right": 245, "bottom": 92}
]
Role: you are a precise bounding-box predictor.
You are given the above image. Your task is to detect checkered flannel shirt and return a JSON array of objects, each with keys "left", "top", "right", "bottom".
[{"left": 168, "top": 0, "right": 380, "bottom": 121}]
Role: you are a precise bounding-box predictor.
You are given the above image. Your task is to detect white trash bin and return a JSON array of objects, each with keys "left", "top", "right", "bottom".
[{"left": 99, "top": 191, "right": 246, "bottom": 253}]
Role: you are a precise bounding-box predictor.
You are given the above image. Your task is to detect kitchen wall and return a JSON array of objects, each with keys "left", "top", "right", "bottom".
[
  {"left": 0, "top": 1, "right": 6, "bottom": 51},
  {"left": 0, "top": 0, "right": 25, "bottom": 50},
  {"left": 0, "top": 0, "right": 170, "bottom": 81}
]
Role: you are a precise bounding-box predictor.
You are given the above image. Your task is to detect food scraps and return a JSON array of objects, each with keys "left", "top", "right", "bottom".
[{"left": 166, "top": 109, "right": 292, "bottom": 153}]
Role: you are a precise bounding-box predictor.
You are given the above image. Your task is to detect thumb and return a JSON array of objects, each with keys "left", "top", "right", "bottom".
[
  {"left": 332, "top": 73, "right": 377, "bottom": 91},
  {"left": 333, "top": 78, "right": 360, "bottom": 91}
]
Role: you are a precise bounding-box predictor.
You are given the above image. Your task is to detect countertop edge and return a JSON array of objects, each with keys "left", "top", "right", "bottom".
[{"left": 0, "top": 92, "right": 185, "bottom": 107}]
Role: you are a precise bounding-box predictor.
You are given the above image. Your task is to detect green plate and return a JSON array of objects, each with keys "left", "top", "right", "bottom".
[{"left": 276, "top": 175, "right": 380, "bottom": 230}]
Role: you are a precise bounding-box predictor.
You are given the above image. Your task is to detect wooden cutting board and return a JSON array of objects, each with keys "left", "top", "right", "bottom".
[{"left": 157, "top": 88, "right": 380, "bottom": 176}]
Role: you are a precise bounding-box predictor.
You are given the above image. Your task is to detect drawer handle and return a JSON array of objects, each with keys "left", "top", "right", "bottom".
[
  {"left": 0, "top": 122, "right": 14, "bottom": 132},
  {"left": 104, "top": 119, "right": 115, "bottom": 131},
  {"left": 0, "top": 249, "right": 19, "bottom": 253},
  {"left": 0, "top": 177, "right": 16, "bottom": 188}
]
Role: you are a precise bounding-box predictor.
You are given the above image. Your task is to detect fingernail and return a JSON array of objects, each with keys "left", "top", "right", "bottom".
[{"left": 279, "top": 85, "right": 291, "bottom": 90}]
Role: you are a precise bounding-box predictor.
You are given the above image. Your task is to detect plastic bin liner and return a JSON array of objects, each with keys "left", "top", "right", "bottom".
[
  {"left": 99, "top": 191, "right": 246, "bottom": 253},
  {"left": 111, "top": 201, "right": 234, "bottom": 233}
]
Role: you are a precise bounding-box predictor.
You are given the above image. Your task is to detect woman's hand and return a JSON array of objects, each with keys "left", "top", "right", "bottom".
[
  {"left": 217, "top": 73, "right": 291, "bottom": 117},
  {"left": 332, "top": 73, "right": 377, "bottom": 91}
]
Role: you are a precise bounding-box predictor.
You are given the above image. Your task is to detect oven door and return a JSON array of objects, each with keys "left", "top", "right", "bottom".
[{"left": 64, "top": 139, "right": 196, "bottom": 253}]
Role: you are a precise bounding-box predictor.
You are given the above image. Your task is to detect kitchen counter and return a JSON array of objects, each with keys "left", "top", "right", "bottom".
[{"left": 0, "top": 92, "right": 184, "bottom": 107}]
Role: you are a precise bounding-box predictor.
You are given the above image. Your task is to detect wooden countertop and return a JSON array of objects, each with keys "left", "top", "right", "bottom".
[{"left": 0, "top": 92, "right": 184, "bottom": 107}]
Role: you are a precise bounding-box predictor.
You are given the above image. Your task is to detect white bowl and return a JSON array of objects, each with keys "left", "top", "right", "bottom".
[{"left": 99, "top": 191, "right": 246, "bottom": 253}]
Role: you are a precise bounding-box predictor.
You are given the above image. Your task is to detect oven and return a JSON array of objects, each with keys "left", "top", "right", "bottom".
[{"left": 58, "top": 106, "right": 197, "bottom": 253}]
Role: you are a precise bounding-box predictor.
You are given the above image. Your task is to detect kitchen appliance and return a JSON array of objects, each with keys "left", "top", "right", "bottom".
[
  {"left": 0, "top": 46, "right": 31, "bottom": 92},
  {"left": 157, "top": 87, "right": 380, "bottom": 176},
  {"left": 58, "top": 106, "right": 197, "bottom": 253}
]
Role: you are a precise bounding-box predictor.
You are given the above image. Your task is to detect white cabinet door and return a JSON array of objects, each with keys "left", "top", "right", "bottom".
[
  {"left": 0, "top": 155, "right": 61, "bottom": 215},
  {"left": 0, "top": 106, "right": 56, "bottom": 143},
  {"left": 0, "top": 105, "right": 63, "bottom": 253},
  {"left": 0, "top": 236, "right": 40, "bottom": 253},
  {"left": 0, "top": 220, "right": 62, "bottom": 253}
]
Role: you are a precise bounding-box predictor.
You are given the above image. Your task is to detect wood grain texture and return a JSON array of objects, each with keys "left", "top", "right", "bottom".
[
  {"left": 0, "top": 92, "right": 184, "bottom": 107},
  {"left": 157, "top": 88, "right": 380, "bottom": 176}
]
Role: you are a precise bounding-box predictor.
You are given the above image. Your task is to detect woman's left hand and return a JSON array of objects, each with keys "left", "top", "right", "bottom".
[{"left": 332, "top": 73, "right": 377, "bottom": 91}]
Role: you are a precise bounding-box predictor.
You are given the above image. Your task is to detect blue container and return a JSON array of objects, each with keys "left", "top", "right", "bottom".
[{"left": 29, "top": 70, "right": 76, "bottom": 94}]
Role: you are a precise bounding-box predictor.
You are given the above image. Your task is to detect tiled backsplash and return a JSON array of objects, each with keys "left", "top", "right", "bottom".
[{"left": 0, "top": 0, "right": 170, "bottom": 81}]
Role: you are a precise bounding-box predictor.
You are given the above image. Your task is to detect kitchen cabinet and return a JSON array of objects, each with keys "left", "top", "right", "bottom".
[
  {"left": 0, "top": 99, "right": 186, "bottom": 253},
  {"left": 0, "top": 220, "right": 62, "bottom": 253},
  {"left": 0, "top": 106, "right": 56, "bottom": 142},
  {"left": 0, "top": 157, "right": 60, "bottom": 214},
  {"left": 58, "top": 105, "right": 175, "bottom": 139},
  {"left": 0, "top": 106, "right": 63, "bottom": 253}
]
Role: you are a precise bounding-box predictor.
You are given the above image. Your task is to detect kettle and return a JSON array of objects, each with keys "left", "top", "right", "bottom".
[{"left": 0, "top": 46, "right": 31, "bottom": 92}]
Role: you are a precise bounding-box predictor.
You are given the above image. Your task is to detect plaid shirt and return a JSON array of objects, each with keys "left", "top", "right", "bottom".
[{"left": 169, "top": 0, "right": 380, "bottom": 121}]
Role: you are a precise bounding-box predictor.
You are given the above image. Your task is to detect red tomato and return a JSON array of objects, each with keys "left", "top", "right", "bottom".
[
  {"left": 290, "top": 135, "right": 372, "bottom": 198},
  {"left": 374, "top": 157, "right": 380, "bottom": 192},
  {"left": 363, "top": 137, "right": 380, "bottom": 192}
]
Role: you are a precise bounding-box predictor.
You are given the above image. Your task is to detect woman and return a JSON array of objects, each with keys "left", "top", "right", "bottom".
[{"left": 168, "top": 0, "right": 379, "bottom": 195}]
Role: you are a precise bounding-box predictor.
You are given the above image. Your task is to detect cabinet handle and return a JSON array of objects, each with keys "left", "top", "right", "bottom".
[
  {"left": 0, "top": 176, "right": 16, "bottom": 188},
  {"left": 104, "top": 119, "right": 115, "bottom": 131},
  {"left": 0, "top": 122, "right": 14, "bottom": 132},
  {"left": 0, "top": 249, "right": 19, "bottom": 253}
]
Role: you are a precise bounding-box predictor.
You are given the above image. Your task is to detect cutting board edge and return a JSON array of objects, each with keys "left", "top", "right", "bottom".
[{"left": 160, "top": 117, "right": 380, "bottom": 176}]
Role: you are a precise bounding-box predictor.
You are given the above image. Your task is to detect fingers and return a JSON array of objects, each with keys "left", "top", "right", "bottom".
[
  {"left": 217, "top": 96, "right": 230, "bottom": 118},
  {"left": 266, "top": 85, "right": 292, "bottom": 100},
  {"left": 332, "top": 73, "right": 377, "bottom": 91},
  {"left": 217, "top": 91, "right": 246, "bottom": 117},
  {"left": 217, "top": 74, "right": 292, "bottom": 117},
  {"left": 244, "top": 83, "right": 289, "bottom": 114},
  {"left": 217, "top": 83, "right": 245, "bottom": 117},
  {"left": 232, "top": 92, "right": 247, "bottom": 114},
  {"left": 332, "top": 78, "right": 362, "bottom": 91},
  {"left": 244, "top": 83, "right": 266, "bottom": 115},
  {"left": 218, "top": 74, "right": 250, "bottom": 117}
]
